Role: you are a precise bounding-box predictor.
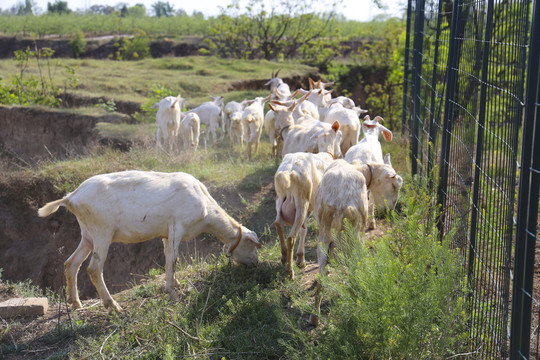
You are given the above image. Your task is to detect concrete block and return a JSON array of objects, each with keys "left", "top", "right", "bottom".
[{"left": 0, "top": 297, "right": 49, "bottom": 318}]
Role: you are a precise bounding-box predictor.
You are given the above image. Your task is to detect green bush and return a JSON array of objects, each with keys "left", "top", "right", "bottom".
[
  {"left": 112, "top": 29, "right": 151, "bottom": 61},
  {"left": 69, "top": 30, "right": 86, "bottom": 58},
  {"left": 0, "top": 46, "right": 78, "bottom": 107},
  {"left": 287, "top": 179, "right": 469, "bottom": 359}
]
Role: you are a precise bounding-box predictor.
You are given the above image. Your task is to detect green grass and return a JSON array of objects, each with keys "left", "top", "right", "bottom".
[
  {"left": 0, "top": 56, "right": 318, "bottom": 104},
  {"left": 0, "top": 162, "right": 468, "bottom": 358}
]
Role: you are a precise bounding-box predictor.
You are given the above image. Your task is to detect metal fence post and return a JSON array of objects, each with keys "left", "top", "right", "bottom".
[
  {"left": 437, "top": 0, "right": 463, "bottom": 238},
  {"left": 410, "top": 0, "right": 425, "bottom": 176},
  {"left": 401, "top": 0, "right": 413, "bottom": 135},
  {"left": 468, "top": 0, "right": 494, "bottom": 299},
  {"left": 426, "top": 0, "right": 445, "bottom": 178},
  {"left": 510, "top": 0, "right": 540, "bottom": 357}
]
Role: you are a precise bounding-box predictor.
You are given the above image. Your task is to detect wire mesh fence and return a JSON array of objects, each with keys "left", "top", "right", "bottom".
[{"left": 402, "top": 0, "right": 539, "bottom": 358}]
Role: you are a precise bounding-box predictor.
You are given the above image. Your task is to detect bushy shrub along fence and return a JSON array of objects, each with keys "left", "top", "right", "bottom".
[{"left": 402, "top": 0, "right": 540, "bottom": 358}]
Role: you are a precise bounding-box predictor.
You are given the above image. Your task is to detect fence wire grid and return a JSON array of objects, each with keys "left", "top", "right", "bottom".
[{"left": 402, "top": 0, "right": 540, "bottom": 358}]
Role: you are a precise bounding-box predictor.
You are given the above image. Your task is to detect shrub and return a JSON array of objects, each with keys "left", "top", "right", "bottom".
[
  {"left": 69, "top": 30, "right": 86, "bottom": 58},
  {"left": 113, "top": 29, "right": 151, "bottom": 61},
  {"left": 287, "top": 179, "right": 469, "bottom": 359}
]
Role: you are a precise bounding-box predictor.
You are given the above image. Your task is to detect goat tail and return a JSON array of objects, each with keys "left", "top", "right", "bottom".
[
  {"left": 275, "top": 171, "right": 291, "bottom": 192},
  {"left": 38, "top": 198, "right": 66, "bottom": 217}
]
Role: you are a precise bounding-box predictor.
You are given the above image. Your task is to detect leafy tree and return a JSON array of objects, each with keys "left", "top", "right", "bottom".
[
  {"left": 12, "top": 0, "right": 34, "bottom": 15},
  {"left": 47, "top": 0, "right": 72, "bottom": 14},
  {"left": 127, "top": 4, "right": 146, "bottom": 17},
  {"left": 151, "top": 1, "right": 174, "bottom": 17},
  {"left": 208, "top": 0, "right": 342, "bottom": 66},
  {"left": 119, "top": 5, "right": 128, "bottom": 17},
  {"left": 87, "top": 4, "right": 114, "bottom": 15}
]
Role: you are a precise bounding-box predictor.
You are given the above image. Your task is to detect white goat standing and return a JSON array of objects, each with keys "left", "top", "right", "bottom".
[
  {"left": 344, "top": 115, "right": 396, "bottom": 229},
  {"left": 37, "top": 170, "right": 262, "bottom": 312},
  {"left": 229, "top": 111, "right": 244, "bottom": 146},
  {"left": 344, "top": 115, "right": 393, "bottom": 164},
  {"left": 179, "top": 112, "right": 200, "bottom": 151},
  {"left": 274, "top": 151, "right": 335, "bottom": 279},
  {"left": 154, "top": 95, "right": 185, "bottom": 153},
  {"left": 242, "top": 95, "right": 270, "bottom": 159},
  {"left": 224, "top": 99, "right": 248, "bottom": 138},
  {"left": 268, "top": 102, "right": 343, "bottom": 159},
  {"left": 323, "top": 103, "right": 368, "bottom": 155},
  {"left": 265, "top": 70, "right": 291, "bottom": 101},
  {"left": 309, "top": 159, "right": 403, "bottom": 325},
  {"left": 186, "top": 96, "right": 224, "bottom": 145}
]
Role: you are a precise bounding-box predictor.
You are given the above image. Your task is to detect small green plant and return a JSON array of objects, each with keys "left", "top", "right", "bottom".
[
  {"left": 95, "top": 98, "right": 117, "bottom": 112},
  {"left": 69, "top": 30, "right": 86, "bottom": 58},
  {"left": 0, "top": 42, "right": 79, "bottom": 107},
  {"left": 113, "top": 29, "right": 151, "bottom": 61}
]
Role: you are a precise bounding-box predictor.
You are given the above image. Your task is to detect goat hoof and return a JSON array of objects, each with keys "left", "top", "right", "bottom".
[
  {"left": 104, "top": 299, "right": 123, "bottom": 312},
  {"left": 71, "top": 300, "right": 83, "bottom": 309},
  {"left": 296, "top": 256, "right": 306, "bottom": 268},
  {"left": 288, "top": 270, "right": 295, "bottom": 281},
  {"left": 308, "top": 314, "right": 319, "bottom": 326}
]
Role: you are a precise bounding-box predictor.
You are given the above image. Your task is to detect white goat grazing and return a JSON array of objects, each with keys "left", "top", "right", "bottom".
[
  {"left": 274, "top": 151, "right": 335, "bottom": 279},
  {"left": 268, "top": 102, "right": 343, "bottom": 159},
  {"left": 242, "top": 95, "right": 270, "bottom": 159},
  {"left": 224, "top": 99, "right": 248, "bottom": 137},
  {"left": 154, "top": 95, "right": 185, "bottom": 153},
  {"left": 344, "top": 115, "right": 393, "bottom": 164},
  {"left": 186, "top": 96, "right": 224, "bottom": 144},
  {"left": 309, "top": 159, "right": 403, "bottom": 325},
  {"left": 229, "top": 111, "right": 244, "bottom": 146},
  {"left": 37, "top": 170, "right": 262, "bottom": 312},
  {"left": 179, "top": 112, "right": 200, "bottom": 151}
]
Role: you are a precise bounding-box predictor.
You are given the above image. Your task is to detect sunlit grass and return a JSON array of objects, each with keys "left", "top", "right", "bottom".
[{"left": 0, "top": 56, "right": 318, "bottom": 103}]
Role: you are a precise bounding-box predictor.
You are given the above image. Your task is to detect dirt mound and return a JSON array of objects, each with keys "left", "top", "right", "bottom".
[{"left": 0, "top": 106, "right": 99, "bottom": 162}]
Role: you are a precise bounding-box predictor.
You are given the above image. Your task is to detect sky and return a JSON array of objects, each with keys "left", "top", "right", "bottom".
[{"left": 2, "top": 0, "right": 406, "bottom": 22}]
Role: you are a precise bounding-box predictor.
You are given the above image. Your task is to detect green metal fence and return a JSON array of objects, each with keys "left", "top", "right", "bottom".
[{"left": 403, "top": 0, "right": 540, "bottom": 358}]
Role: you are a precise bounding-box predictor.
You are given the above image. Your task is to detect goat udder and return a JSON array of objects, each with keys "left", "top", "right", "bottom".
[{"left": 280, "top": 197, "right": 296, "bottom": 226}]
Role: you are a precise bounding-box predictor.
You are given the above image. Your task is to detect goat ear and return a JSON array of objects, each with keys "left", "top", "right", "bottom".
[
  {"left": 332, "top": 121, "right": 340, "bottom": 132},
  {"left": 309, "top": 77, "right": 315, "bottom": 89},
  {"left": 244, "top": 231, "right": 262, "bottom": 248},
  {"left": 379, "top": 124, "right": 393, "bottom": 142},
  {"left": 384, "top": 153, "right": 392, "bottom": 166},
  {"left": 268, "top": 103, "right": 277, "bottom": 112},
  {"left": 291, "top": 89, "right": 301, "bottom": 97}
]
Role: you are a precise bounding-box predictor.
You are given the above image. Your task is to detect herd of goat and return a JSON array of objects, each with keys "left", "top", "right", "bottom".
[{"left": 38, "top": 74, "right": 404, "bottom": 324}]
